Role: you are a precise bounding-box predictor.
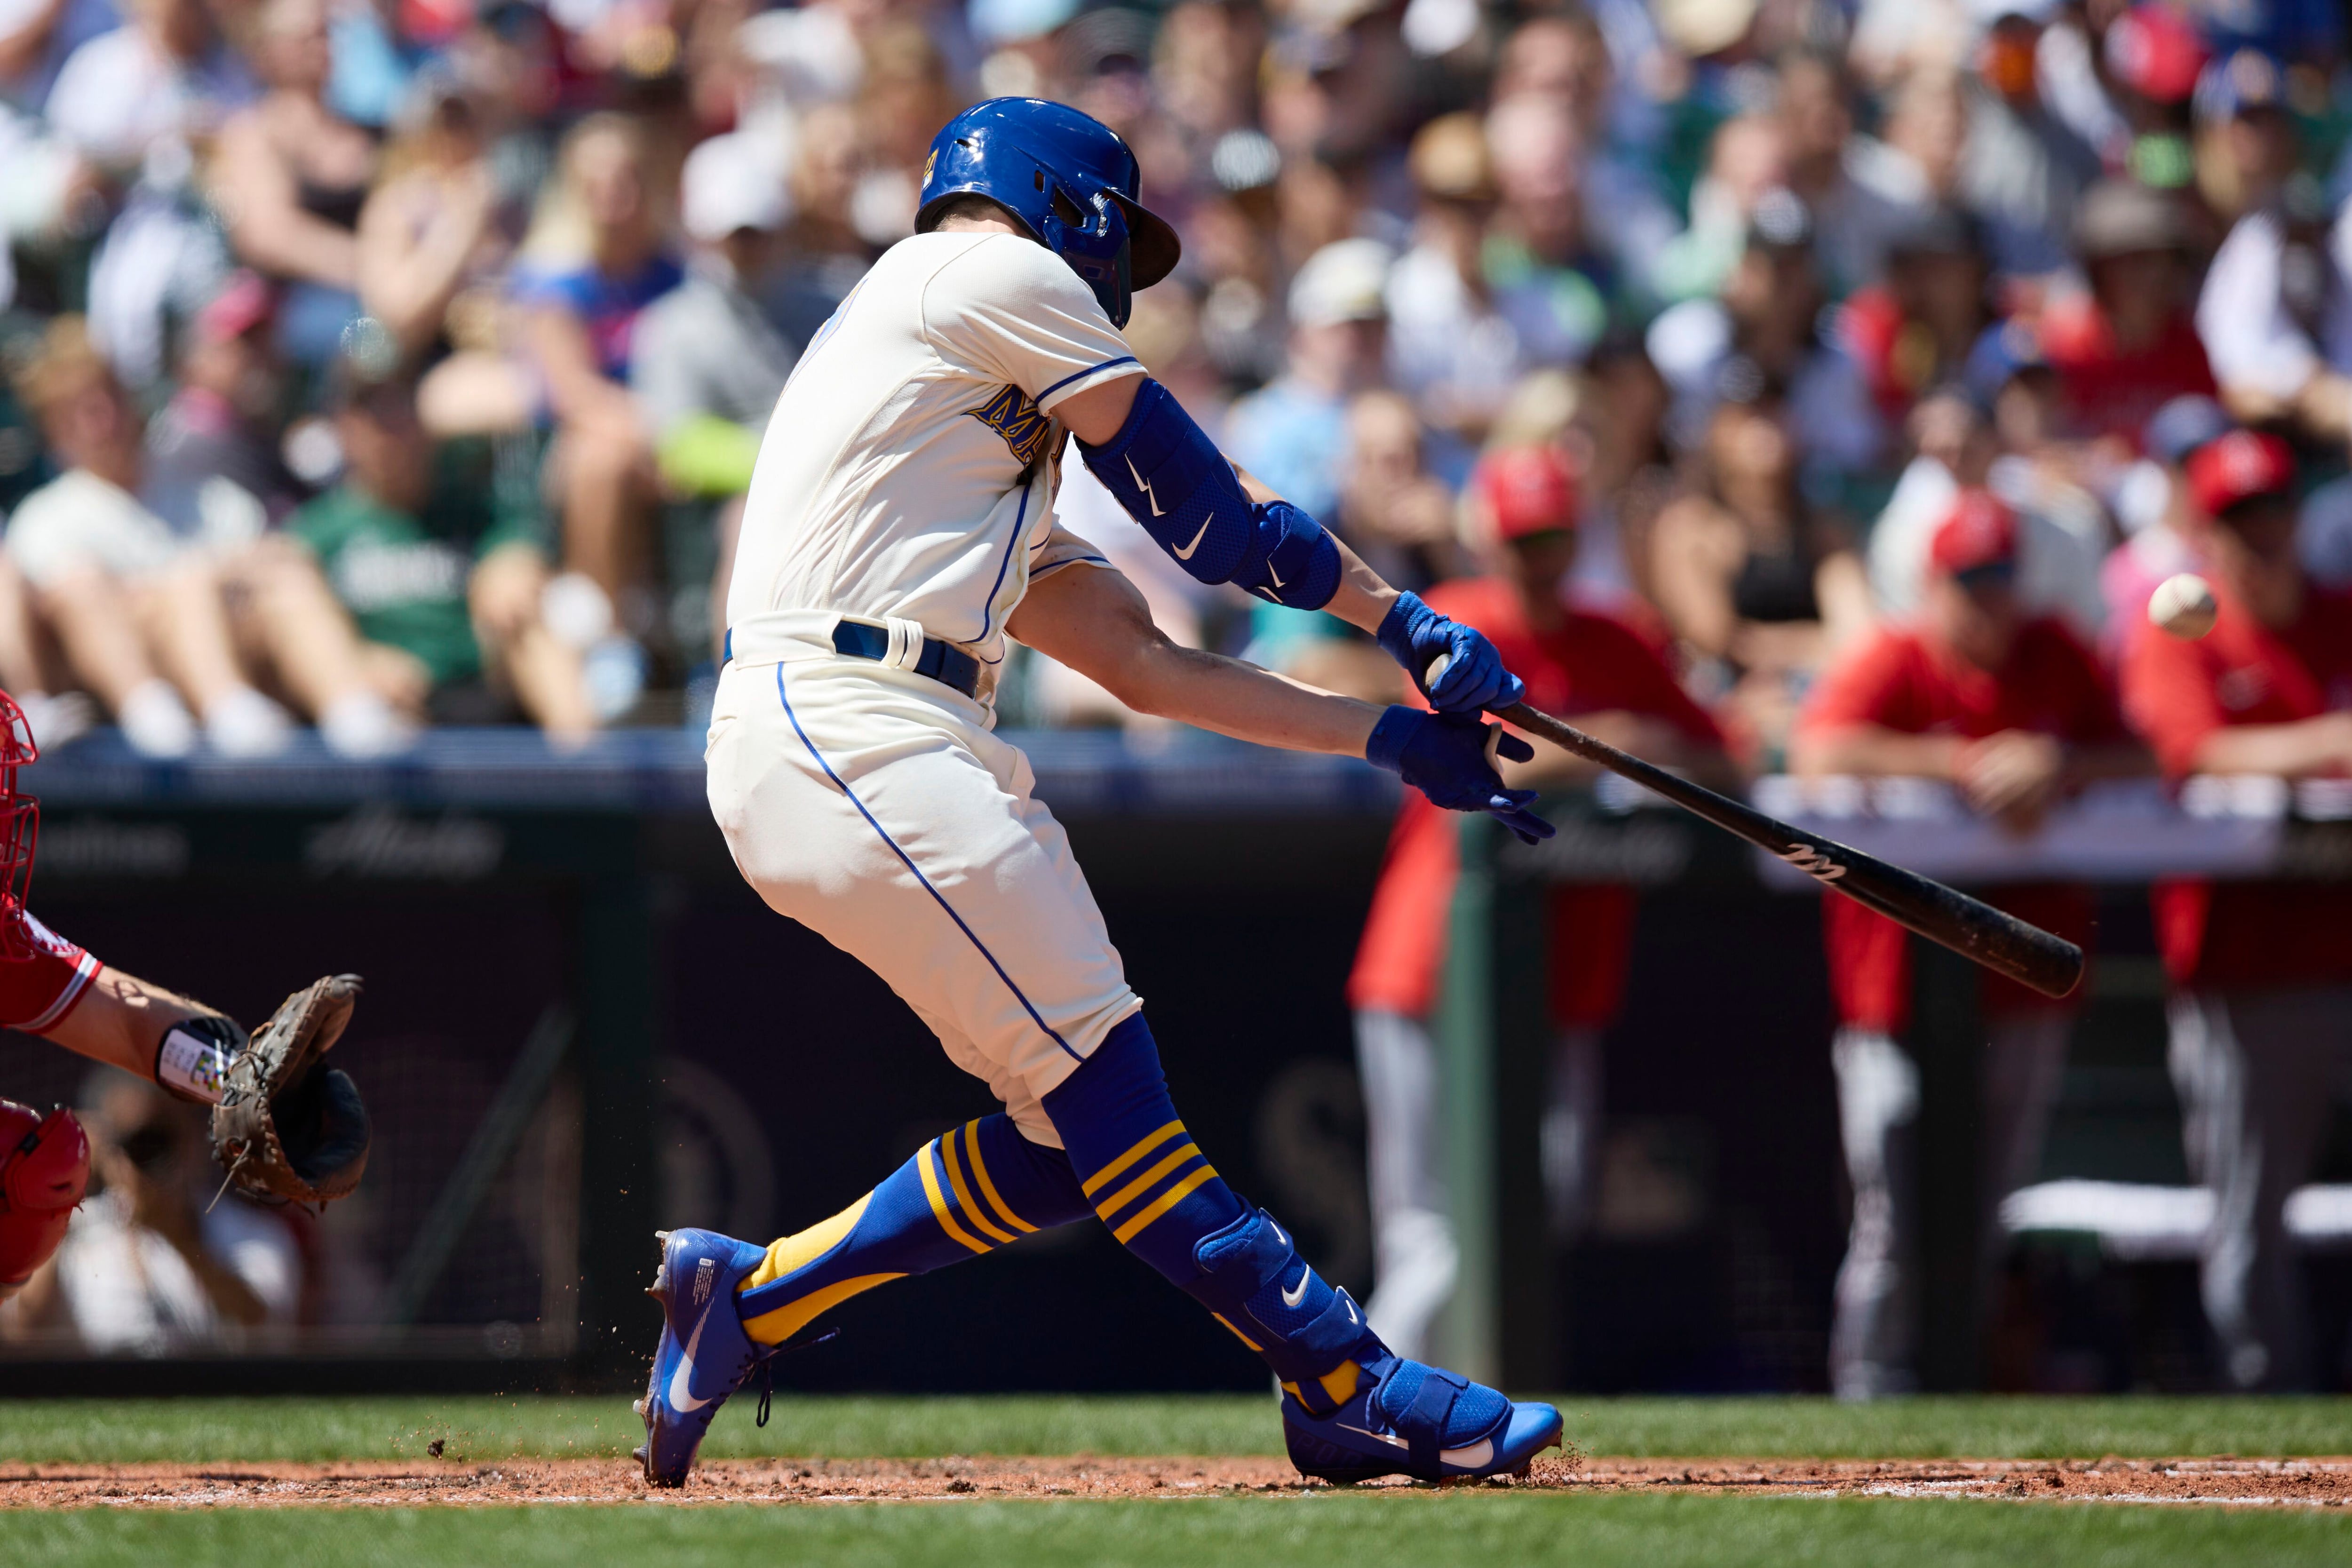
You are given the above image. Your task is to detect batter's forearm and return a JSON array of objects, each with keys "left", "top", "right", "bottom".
[
  {"left": 1007, "top": 560, "right": 1382, "bottom": 756},
  {"left": 1318, "top": 536, "right": 1402, "bottom": 636},
  {"left": 1130, "top": 643, "right": 1383, "bottom": 756}
]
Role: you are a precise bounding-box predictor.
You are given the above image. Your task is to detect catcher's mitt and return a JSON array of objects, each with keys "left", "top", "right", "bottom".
[{"left": 210, "top": 974, "right": 371, "bottom": 1206}]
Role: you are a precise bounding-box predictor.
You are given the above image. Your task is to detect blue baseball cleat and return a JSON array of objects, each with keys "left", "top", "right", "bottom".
[
  {"left": 633, "top": 1227, "right": 772, "bottom": 1488},
  {"left": 1280, "top": 1357, "right": 1564, "bottom": 1484}
]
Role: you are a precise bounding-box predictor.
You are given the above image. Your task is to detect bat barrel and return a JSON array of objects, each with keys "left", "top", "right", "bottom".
[
  {"left": 1826, "top": 852, "right": 2085, "bottom": 999},
  {"left": 1494, "top": 702, "right": 2085, "bottom": 1000}
]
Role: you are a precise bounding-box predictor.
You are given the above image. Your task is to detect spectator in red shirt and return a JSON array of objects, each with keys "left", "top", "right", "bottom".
[
  {"left": 2039, "top": 181, "right": 2217, "bottom": 451},
  {"left": 1346, "top": 446, "right": 1728, "bottom": 1359},
  {"left": 1793, "top": 489, "right": 2148, "bottom": 1398},
  {"left": 2121, "top": 430, "right": 2352, "bottom": 1390}
]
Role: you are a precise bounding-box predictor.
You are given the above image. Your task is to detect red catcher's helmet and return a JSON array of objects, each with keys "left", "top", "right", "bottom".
[
  {"left": 0, "top": 1098, "right": 87, "bottom": 1294},
  {"left": 0, "top": 691, "right": 36, "bottom": 960}
]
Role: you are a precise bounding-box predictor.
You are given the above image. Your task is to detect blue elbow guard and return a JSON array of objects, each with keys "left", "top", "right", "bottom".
[
  {"left": 1241, "top": 499, "right": 1342, "bottom": 611},
  {"left": 1080, "top": 379, "right": 1341, "bottom": 610}
]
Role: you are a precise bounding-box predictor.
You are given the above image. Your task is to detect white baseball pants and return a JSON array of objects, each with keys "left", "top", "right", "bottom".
[{"left": 706, "top": 653, "right": 1142, "bottom": 1143}]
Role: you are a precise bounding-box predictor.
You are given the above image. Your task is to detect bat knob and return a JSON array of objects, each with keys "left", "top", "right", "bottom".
[{"left": 1423, "top": 654, "right": 1450, "bottom": 692}]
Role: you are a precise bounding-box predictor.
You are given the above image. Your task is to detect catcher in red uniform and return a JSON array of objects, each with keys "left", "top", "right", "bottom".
[{"left": 0, "top": 691, "right": 370, "bottom": 1303}]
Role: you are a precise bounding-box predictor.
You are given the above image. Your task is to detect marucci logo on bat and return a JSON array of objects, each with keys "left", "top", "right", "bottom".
[{"left": 1775, "top": 844, "right": 1847, "bottom": 882}]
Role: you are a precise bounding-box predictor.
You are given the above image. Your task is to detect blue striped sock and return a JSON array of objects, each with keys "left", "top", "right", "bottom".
[
  {"left": 1041, "top": 1012, "right": 1248, "bottom": 1285},
  {"left": 733, "top": 1113, "right": 1089, "bottom": 1345}
]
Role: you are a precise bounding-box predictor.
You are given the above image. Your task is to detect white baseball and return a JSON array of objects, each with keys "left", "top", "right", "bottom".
[{"left": 2148, "top": 573, "right": 2218, "bottom": 639}]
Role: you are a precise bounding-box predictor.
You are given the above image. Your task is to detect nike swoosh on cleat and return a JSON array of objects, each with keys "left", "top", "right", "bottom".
[
  {"left": 667, "top": 1312, "right": 712, "bottom": 1413},
  {"left": 1336, "top": 1423, "right": 1410, "bottom": 1450},
  {"left": 1280, "top": 1269, "right": 1310, "bottom": 1309},
  {"left": 1439, "top": 1440, "right": 1494, "bottom": 1469},
  {"left": 1125, "top": 456, "right": 1165, "bottom": 517},
  {"left": 1171, "top": 515, "right": 1213, "bottom": 560}
]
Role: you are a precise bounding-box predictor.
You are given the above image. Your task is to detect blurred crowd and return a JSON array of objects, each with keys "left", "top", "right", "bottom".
[{"left": 0, "top": 0, "right": 2337, "bottom": 760}]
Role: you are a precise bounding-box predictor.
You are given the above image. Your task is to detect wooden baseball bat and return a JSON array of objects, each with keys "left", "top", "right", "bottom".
[{"left": 1426, "top": 659, "right": 2083, "bottom": 998}]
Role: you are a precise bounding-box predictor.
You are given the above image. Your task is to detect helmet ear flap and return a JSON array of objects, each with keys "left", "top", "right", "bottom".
[{"left": 1055, "top": 189, "right": 1133, "bottom": 326}]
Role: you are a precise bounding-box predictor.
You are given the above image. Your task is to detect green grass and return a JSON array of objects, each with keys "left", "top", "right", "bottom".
[
  {"left": 8, "top": 1495, "right": 2352, "bottom": 1568},
  {"left": 4, "top": 1394, "right": 2352, "bottom": 1465}
]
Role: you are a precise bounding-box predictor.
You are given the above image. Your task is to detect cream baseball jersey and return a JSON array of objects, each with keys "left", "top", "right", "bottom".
[{"left": 725, "top": 230, "right": 1141, "bottom": 684}]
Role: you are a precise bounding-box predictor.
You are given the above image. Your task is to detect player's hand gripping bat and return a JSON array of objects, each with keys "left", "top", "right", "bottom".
[{"left": 1425, "top": 656, "right": 2084, "bottom": 999}]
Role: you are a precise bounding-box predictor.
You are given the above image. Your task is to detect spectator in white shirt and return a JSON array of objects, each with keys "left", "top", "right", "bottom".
[
  {"left": 1383, "top": 111, "right": 1524, "bottom": 442},
  {"left": 17, "top": 1072, "right": 301, "bottom": 1355},
  {"left": 7, "top": 315, "right": 412, "bottom": 757},
  {"left": 2191, "top": 49, "right": 2352, "bottom": 448},
  {"left": 43, "top": 0, "right": 251, "bottom": 170}
]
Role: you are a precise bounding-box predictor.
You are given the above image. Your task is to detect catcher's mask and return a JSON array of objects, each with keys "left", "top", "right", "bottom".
[{"left": 0, "top": 692, "right": 39, "bottom": 961}]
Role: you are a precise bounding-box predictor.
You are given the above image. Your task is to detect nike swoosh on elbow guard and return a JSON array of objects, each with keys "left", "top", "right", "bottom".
[{"left": 1172, "top": 516, "right": 1213, "bottom": 560}]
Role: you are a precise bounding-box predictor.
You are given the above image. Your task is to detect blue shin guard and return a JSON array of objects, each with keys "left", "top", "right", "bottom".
[
  {"left": 1045, "top": 1014, "right": 1563, "bottom": 1483},
  {"left": 1193, "top": 1207, "right": 1565, "bottom": 1482}
]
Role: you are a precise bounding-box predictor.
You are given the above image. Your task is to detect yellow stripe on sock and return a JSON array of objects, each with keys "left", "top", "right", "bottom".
[
  {"left": 917, "top": 1139, "right": 991, "bottom": 1255},
  {"left": 741, "top": 1194, "right": 872, "bottom": 1292},
  {"left": 1211, "top": 1312, "right": 1263, "bottom": 1353},
  {"left": 961, "top": 1121, "right": 1036, "bottom": 1234},
  {"left": 1092, "top": 1143, "right": 1201, "bottom": 1224},
  {"left": 1079, "top": 1119, "right": 1185, "bottom": 1198},
  {"left": 740, "top": 1272, "right": 905, "bottom": 1347},
  {"left": 1112, "top": 1164, "right": 1220, "bottom": 1245},
  {"left": 941, "top": 1126, "right": 1017, "bottom": 1246}
]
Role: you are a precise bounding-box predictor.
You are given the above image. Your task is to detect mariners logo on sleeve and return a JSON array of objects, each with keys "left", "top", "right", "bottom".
[{"left": 965, "top": 384, "right": 1053, "bottom": 468}]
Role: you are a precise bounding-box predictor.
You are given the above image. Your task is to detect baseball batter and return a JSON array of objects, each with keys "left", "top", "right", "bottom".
[
  {"left": 0, "top": 689, "right": 370, "bottom": 1302},
  {"left": 641, "top": 99, "right": 1565, "bottom": 1487}
]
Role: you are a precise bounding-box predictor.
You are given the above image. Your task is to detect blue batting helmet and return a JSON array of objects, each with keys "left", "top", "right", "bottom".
[{"left": 916, "top": 98, "right": 1180, "bottom": 329}]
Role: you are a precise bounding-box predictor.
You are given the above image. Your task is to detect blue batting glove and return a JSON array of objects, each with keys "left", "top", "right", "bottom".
[
  {"left": 1365, "top": 706, "right": 1554, "bottom": 845},
  {"left": 1375, "top": 591, "right": 1527, "bottom": 714}
]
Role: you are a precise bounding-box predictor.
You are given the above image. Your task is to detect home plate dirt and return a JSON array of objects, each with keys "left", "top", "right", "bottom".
[{"left": 5, "top": 1455, "right": 2350, "bottom": 1508}]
